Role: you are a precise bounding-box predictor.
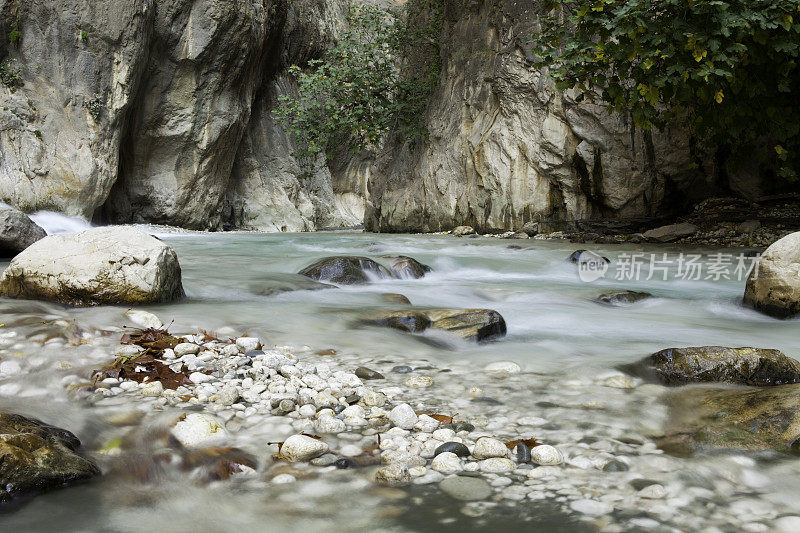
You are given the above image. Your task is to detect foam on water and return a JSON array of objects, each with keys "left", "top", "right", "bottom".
[{"left": 28, "top": 210, "right": 93, "bottom": 235}]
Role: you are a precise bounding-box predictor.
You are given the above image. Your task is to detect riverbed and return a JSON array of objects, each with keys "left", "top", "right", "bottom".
[{"left": 1, "top": 230, "right": 799, "bottom": 532}]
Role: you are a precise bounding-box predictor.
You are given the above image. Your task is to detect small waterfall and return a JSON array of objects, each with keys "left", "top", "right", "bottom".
[{"left": 27, "top": 210, "right": 93, "bottom": 235}]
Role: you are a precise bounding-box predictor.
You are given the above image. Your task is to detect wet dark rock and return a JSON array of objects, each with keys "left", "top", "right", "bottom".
[
  {"left": 516, "top": 443, "right": 531, "bottom": 463},
  {"left": 345, "top": 394, "right": 361, "bottom": 405},
  {"left": 603, "top": 460, "right": 629, "bottom": 472},
  {"left": 0, "top": 413, "right": 100, "bottom": 502},
  {"left": 630, "top": 478, "right": 661, "bottom": 490},
  {"left": 367, "top": 311, "right": 432, "bottom": 333},
  {"left": 378, "top": 255, "right": 431, "bottom": 279},
  {"left": 594, "top": 290, "right": 652, "bottom": 306},
  {"left": 244, "top": 350, "right": 264, "bottom": 358},
  {"left": 355, "top": 367, "right": 384, "bottom": 380},
  {"left": 334, "top": 458, "right": 357, "bottom": 469},
  {"left": 381, "top": 293, "right": 411, "bottom": 305},
  {"left": 298, "top": 256, "right": 393, "bottom": 285},
  {"left": 332, "top": 405, "right": 346, "bottom": 415},
  {"left": 658, "top": 384, "right": 800, "bottom": 455},
  {"left": 391, "top": 365, "right": 413, "bottom": 374},
  {"left": 443, "top": 422, "right": 475, "bottom": 433},
  {"left": 626, "top": 346, "right": 800, "bottom": 386},
  {"left": 366, "top": 308, "right": 507, "bottom": 342},
  {"left": 567, "top": 250, "right": 610, "bottom": 264},
  {"left": 435, "top": 442, "right": 470, "bottom": 458},
  {"left": 0, "top": 205, "right": 47, "bottom": 258}
]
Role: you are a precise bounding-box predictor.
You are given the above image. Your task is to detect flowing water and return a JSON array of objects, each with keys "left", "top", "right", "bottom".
[{"left": 1, "top": 228, "right": 799, "bottom": 532}]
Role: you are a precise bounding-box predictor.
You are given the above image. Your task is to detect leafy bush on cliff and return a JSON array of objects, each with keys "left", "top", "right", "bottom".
[
  {"left": 275, "top": 1, "right": 443, "bottom": 168},
  {"left": 533, "top": 0, "right": 800, "bottom": 182}
]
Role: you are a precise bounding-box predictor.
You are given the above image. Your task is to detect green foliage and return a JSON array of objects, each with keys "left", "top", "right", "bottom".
[
  {"left": 275, "top": 1, "right": 443, "bottom": 168},
  {"left": 9, "top": 29, "right": 21, "bottom": 48},
  {"left": 80, "top": 30, "right": 88, "bottom": 43},
  {"left": 533, "top": 0, "right": 800, "bottom": 181},
  {"left": 33, "top": 129, "right": 42, "bottom": 140},
  {"left": 0, "top": 58, "right": 21, "bottom": 89}
]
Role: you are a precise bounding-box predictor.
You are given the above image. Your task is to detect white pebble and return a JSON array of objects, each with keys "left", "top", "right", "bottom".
[
  {"left": 530, "top": 445, "right": 563, "bottom": 465},
  {"left": 479, "top": 458, "right": 515, "bottom": 473},
  {"left": 171, "top": 413, "right": 227, "bottom": 448},
  {"left": 431, "top": 452, "right": 462, "bottom": 474},
  {"left": 388, "top": 403, "right": 418, "bottom": 430},
  {"left": 484, "top": 361, "right": 521, "bottom": 374},
  {"left": 570, "top": 499, "right": 613, "bottom": 516},
  {"left": 280, "top": 434, "right": 328, "bottom": 462},
  {"left": 404, "top": 376, "right": 433, "bottom": 388},
  {"left": 472, "top": 437, "right": 508, "bottom": 459},
  {"left": 236, "top": 337, "right": 260, "bottom": 352}
]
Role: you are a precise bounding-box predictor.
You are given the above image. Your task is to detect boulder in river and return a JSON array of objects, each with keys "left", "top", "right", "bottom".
[
  {"left": 378, "top": 255, "right": 431, "bottom": 279},
  {"left": 642, "top": 222, "right": 697, "bottom": 242},
  {"left": 380, "top": 293, "right": 411, "bottom": 305},
  {"left": 626, "top": 346, "right": 800, "bottom": 386},
  {"left": 0, "top": 205, "right": 47, "bottom": 258},
  {"left": 658, "top": 384, "right": 800, "bottom": 455},
  {"left": 451, "top": 225, "right": 476, "bottom": 236},
  {"left": 364, "top": 308, "right": 507, "bottom": 342},
  {"left": 743, "top": 231, "right": 800, "bottom": 318},
  {"left": 298, "top": 256, "right": 393, "bottom": 285},
  {"left": 594, "top": 290, "right": 652, "bottom": 306},
  {"left": 521, "top": 221, "right": 539, "bottom": 236},
  {"left": 0, "top": 226, "right": 184, "bottom": 306},
  {"left": 0, "top": 413, "right": 100, "bottom": 502}
]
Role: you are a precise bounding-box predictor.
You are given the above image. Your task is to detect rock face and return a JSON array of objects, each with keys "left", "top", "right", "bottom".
[
  {"left": 0, "top": 0, "right": 763, "bottom": 232},
  {"left": 628, "top": 346, "right": 800, "bottom": 386},
  {"left": 299, "top": 256, "right": 393, "bottom": 285},
  {"left": 743, "top": 232, "right": 800, "bottom": 318},
  {"left": 659, "top": 385, "right": 800, "bottom": 455},
  {"left": 365, "top": 0, "right": 708, "bottom": 233},
  {"left": 365, "top": 308, "right": 507, "bottom": 342},
  {"left": 0, "top": 204, "right": 46, "bottom": 258},
  {"left": 0, "top": 226, "right": 184, "bottom": 306},
  {"left": 0, "top": 413, "right": 99, "bottom": 502}
]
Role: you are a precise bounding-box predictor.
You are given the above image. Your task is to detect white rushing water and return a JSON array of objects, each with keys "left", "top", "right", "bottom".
[{"left": 1, "top": 231, "right": 799, "bottom": 532}]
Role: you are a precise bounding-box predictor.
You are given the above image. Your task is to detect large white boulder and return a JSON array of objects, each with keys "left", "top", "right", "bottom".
[
  {"left": 744, "top": 231, "right": 800, "bottom": 318},
  {"left": 0, "top": 226, "right": 184, "bottom": 306},
  {"left": 0, "top": 205, "right": 46, "bottom": 258}
]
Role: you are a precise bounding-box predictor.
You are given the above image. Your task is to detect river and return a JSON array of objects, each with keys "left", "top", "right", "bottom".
[{"left": 1, "top": 227, "right": 799, "bottom": 532}]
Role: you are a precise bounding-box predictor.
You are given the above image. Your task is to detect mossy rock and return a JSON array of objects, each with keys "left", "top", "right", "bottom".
[
  {"left": 0, "top": 413, "right": 99, "bottom": 502},
  {"left": 625, "top": 346, "right": 800, "bottom": 386}
]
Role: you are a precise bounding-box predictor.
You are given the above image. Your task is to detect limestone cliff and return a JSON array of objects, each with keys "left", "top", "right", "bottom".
[
  {"left": 0, "top": 0, "right": 759, "bottom": 233},
  {"left": 365, "top": 0, "right": 709, "bottom": 233}
]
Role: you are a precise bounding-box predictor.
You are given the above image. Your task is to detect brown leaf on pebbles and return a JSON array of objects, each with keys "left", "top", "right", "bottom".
[
  {"left": 414, "top": 412, "right": 455, "bottom": 425},
  {"left": 199, "top": 329, "right": 220, "bottom": 342},
  {"left": 182, "top": 447, "right": 257, "bottom": 481},
  {"left": 120, "top": 326, "right": 181, "bottom": 354},
  {"left": 505, "top": 437, "right": 542, "bottom": 450},
  {"left": 96, "top": 353, "right": 195, "bottom": 390}
]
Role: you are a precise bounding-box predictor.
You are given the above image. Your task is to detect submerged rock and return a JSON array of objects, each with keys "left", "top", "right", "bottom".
[
  {"left": 0, "top": 205, "right": 47, "bottom": 258},
  {"left": 0, "top": 226, "right": 184, "bottom": 306},
  {"left": 363, "top": 308, "right": 507, "bottom": 342},
  {"left": 378, "top": 255, "right": 431, "bottom": 279},
  {"left": 643, "top": 222, "right": 698, "bottom": 242},
  {"left": 594, "top": 290, "right": 652, "bottom": 306},
  {"left": 439, "top": 475, "right": 492, "bottom": 500},
  {"left": 567, "top": 250, "right": 610, "bottom": 264},
  {"left": 627, "top": 346, "right": 800, "bottom": 386},
  {"left": 381, "top": 293, "right": 412, "bottom": 305},
  {"left": 0, "top": 413, "right": 99, "bottom": 502},
  {"left": 253, "top": 274, "right": 336, "bottom": 296},
  {"left": 743, "top": 231, "right": 800, "bottom": 318},
  {"left": 658, "top": 384, "right": 800, "bottom": 455},
  {"left": 298, "top": 256, "right": 393, "bottom": 285}
]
